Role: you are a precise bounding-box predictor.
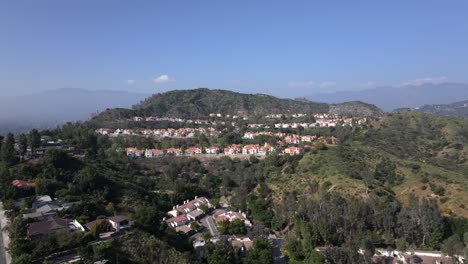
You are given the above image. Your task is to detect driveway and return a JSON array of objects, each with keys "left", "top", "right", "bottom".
[{"left": 200, "top": 215, "right": 219, "bottom": 237}]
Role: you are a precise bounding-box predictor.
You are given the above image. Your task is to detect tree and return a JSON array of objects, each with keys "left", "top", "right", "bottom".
[
  {"left": 0, "top": 135, "right": 3, "bottom": 159},
  {"left": 28, "top": 129, "right": 41, "bottom": 154},
  {"left": 199, "top": 204, "right": 209, "bottom": 213},
  {"left": 105, "top": 202, "right": 115, "bottom": 215},
  {"left": 441, "top": 235, "right": 465, "bottom": 258},
  {"left": 243, "top": 238, "right": 272, "bottom": 264},
  {"left": 18, "top": 134, "right": 28, "bottom": 159},
  {"left": 91, "top": 221, "right": 111, "bottom": 238},
  {"left": 133, "top": 206, "right": 162, "bottom": 235},
  {"left": 201, "top": 231, "right": 211, "bottom": 242},
  {"left": 190, "top": 221, "right": 200, "bottom": 231},
  {"left": 1, "top": 133, "right": 17, "bottom": 166}
]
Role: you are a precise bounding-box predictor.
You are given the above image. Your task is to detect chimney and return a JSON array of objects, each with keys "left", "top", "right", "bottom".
[
  {"left": 173, "top": 206, "right": 175, "bottom": 210},
  {"left": 195, "top": 196, "right": 198, "bottom": 199}
]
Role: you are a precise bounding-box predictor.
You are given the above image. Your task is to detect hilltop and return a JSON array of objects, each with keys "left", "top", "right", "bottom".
[
  {"left": 92, "top": 88, "right": 383, "bottom": 123},
  {"left": 414, "top": 100, "right": 468, "bottom": 119},
  {"left": 134, "top": 88, "right": 328, "bottom": 117}
]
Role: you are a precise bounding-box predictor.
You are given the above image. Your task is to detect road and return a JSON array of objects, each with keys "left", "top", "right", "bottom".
[
  {"left": 270, "top": 238, "right": 286, "bottom": 264},
  {"left": 0, "top": 202, "right": 11, "bottom": 264},
  {"left": 200, "top": 215, "right": 219, "bottom": 237}
]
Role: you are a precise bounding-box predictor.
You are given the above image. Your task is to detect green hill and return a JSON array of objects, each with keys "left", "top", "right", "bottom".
[
  {"left": 269, "top": 112, "right": 468, "bottom": 218},
  {"left": 329, "top": 101, "right": 384, "bottom": 117},
  {"left": 92, "top": 88, "right": 383, "bottom": 123}
]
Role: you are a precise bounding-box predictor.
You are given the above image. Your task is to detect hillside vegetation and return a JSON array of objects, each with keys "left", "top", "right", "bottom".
[
  {"left": 415, "top": 99, "right": 468, "bottom": 119},
  {"left": 92, "top": 88, "right": 383, "bottom": 122},
  {"left": 270, "top": 112, "right": 468, "bottom": 218}
]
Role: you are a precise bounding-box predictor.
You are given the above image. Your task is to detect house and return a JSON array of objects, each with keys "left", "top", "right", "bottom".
[
  {"left": 175, "top": 224, "right": 194, "bottom": 235},
  {"left": 126, "top": 147, "right": 142, "bottom": 157},
  {"left": 108, "top": 215, "right": 132, "bottom": 232},
  {"left": 259, "top": 143, "right": 275, "bottom": 155},
  {"left": 283, "top": 146, "right": 301, "bottom": 156},
  {"left": 185, "top": 147, "right": 202, "bottom": 155},
  {"left": 27, "top": 217, "right": 74, "bottom": 238},
  {"left": 84, "top": 215, "right": 132, "bottom": 234},
  {"left": 187, "top": 210, "right": 204, "bottom": 221},
  {"left": 284, "top": 135, "right": 300, "bottom": 144},
  {"left": 243, "top": 132, "right": 257, "bottom": 139},
  {"left": 95, "top": 128, "right": 114, "bottom": 135},
  {"left": 32, "top": 195, "right": 53, "bottom": 209},
  {"left": 133, "top": 116, "right": 144, "bottom": 121},
  {"left": 206, "top": 146, "right": 219, "bottom": 154},
  {"left": 301, "top": 135, "right": 316, "bottom": 142},
  {"left": 224, "top": 144, "right": 240, "bottom": 155},
  {"left": 167, "top": 197, "right": 211, "bottom": 217},
  {"left": 145, "top": 149, "right": 163, "bottom": 157},
  {"left": 213, "top": 209, "right": 252, "bottom": 227},
  {"left": 166, "top": 147, "right": 182, "bottom": 156},
  {"left": 12, "top": 179, "right": 36, "bottom": 188},
  {"left": 165, "top": 215, "right": 189, "bottom": 228},
  {"left": 242, "top": 144, "right": 259, "bottom": 155},
  {"left": 231, "top": 237, "right": 254, "bottom": 252}
]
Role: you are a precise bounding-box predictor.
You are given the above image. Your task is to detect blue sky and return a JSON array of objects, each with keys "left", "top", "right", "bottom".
[{"left": 1, "top": 0, "right": 467, "bottom": 98}]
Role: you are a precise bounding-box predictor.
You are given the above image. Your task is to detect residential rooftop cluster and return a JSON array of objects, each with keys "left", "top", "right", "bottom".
[
  {"left": 13, "top": 194, "right": 132, "bottom": 240},
  {"left": 96, "top": 127, "right": 221, "bottom": 138}
]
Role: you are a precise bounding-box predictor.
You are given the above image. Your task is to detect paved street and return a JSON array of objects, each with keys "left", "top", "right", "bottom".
[
  {"left": 200, "top": 215, "right": 219, "bottom": 237},
  {"left": 271, "top": 238, "right": 286, "bottom": 264}
]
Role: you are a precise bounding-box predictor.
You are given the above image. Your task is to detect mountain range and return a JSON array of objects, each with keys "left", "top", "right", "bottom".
[
  {"left": 2, "top": 83, "right": 468, "bottom": 133},
  {"left": 307, "top": 82, "right": 468, "bottom": 111}
]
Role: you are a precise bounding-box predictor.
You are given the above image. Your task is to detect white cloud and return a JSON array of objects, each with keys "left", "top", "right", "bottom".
[
  {"left": 400, "top": 76, "right": 447, "bottom": 86},
  {"left": 153, "top": 74, "right": 173, "bottom": 83},
  {"left": 126, "top": 80, "right": 135, "bottom": 85},
  {"left": 287, "top": 80, "right": 336, "bottom": 89}
]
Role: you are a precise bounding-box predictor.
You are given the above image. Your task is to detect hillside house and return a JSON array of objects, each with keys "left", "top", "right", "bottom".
[
  {"left": 186, "top": 147, "right": 202, "bottom": 155},
  {"left": 283, "top": 146, "right": 301, "bottom": 156},
  {"left": 126, "top": 147, "right": 143, "bottom": 157},
  {"left": 206, "top": 146, "right": 219, "bottom": 154},
  {"left": 165, "top": 215, "right": 189, "bottom": 228},
  {"left": 242, "top": 144, "right": 259, "bottom": 155},
  {"left": 224, "top": 144, "right": 240, "bottom": 155},
  {"left": 213, "top": 209, "right": 252, "bottom": 227},
  {"left": 259, "top": 143, "right": 275, "bottom": 155},
  {"left": 166, "top": 147, "right": 182, "bottom": 156},
  {"left": 12, "top": 179, "right": 36, "bottom": 188},
  {"left": 145, "top": 149, "right": 164, "bottom": 157},
  {"left": 27, "top": 217, "right": 81, "bottom": 239},
  {"left": 84, "top": 215, "right": 132, "bottom": 234}
]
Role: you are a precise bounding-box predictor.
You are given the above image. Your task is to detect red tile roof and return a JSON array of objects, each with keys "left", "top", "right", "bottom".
[{"left": 12, "top": 179, "right": 36, "bottom": 188}]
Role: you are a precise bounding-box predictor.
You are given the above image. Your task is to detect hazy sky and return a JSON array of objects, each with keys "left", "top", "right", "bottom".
[{"left": 1, "top": 0, "right": 468, "bottom": 98}]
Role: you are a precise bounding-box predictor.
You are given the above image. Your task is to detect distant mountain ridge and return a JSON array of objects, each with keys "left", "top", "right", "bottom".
[
  {"left": 307, "top": 82, "right": 468, "bottom": 111},
  {"left": 92, "top": 88, "right": 383, "bottom": 123},
  {"left": 0, "top": 88, "right": 147, "bottom": 133},
  {"left": 413, "top": 100, "right": 468, "bottom": 119}
]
